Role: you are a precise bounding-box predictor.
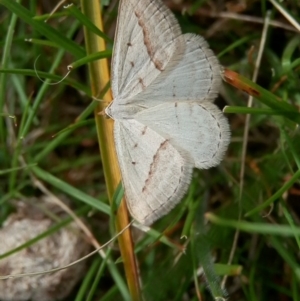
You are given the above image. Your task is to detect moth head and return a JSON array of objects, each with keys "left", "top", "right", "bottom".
[{"left": 104, "top": 102, "right": 114, "bottom": 119}]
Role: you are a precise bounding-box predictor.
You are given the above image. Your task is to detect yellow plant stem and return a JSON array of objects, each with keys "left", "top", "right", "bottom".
[{"left": 80, "top": 1, "right": 141, "bottom": 300}]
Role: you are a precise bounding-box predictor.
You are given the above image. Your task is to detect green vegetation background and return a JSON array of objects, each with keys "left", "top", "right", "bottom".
[{"left": 0, "top": 0, "right": 300, "bottom": 300}]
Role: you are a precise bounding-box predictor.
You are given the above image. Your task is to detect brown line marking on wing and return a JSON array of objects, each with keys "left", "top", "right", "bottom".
[
  {"left": 139, "top": 77, "right": 146, "bottom": 89},
  {"left": 141, "top": 126, "right": 147, "bottom": 135},
  {"left": 142, "top": 139, "right": 169, "bottom": 193},
  {"left": 174, "top": 102, "right": 179, "bottom": 125},
  {"left": 134, "top": 9, "right": 165, "bottom": 71},
  {"left": 142, "top": 161, "right": 185, "bottom": 222}
]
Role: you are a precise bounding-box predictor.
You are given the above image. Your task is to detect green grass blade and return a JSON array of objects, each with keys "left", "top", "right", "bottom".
[
  {"left": 0, "top": 0, "right": 85, "bottom": 58},
  {"left": 207, "top": 213, "right": 300, "bottom": 236},
  {"left": 66, "top": 3, "right": 112, "bottom": 43},
  {"left": 31, "top": 166, "right": 110, "bottom": 214},
  {"left": 245, "top": 169, "right": 300, "bottom": 217}
]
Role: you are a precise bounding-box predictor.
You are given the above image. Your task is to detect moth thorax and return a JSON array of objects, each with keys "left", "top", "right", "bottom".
[{"left": 105, "top": 99, "right": 143, "bottom": 120}]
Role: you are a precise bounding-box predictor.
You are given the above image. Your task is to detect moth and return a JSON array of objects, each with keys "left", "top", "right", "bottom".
[{"left": 105, "top": 0, "right": 230, "bottom": 225}]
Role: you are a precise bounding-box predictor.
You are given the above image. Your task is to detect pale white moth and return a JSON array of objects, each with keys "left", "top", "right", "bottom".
[{"left": 105, "top": 0, "right": 230, "bottom": 225}]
